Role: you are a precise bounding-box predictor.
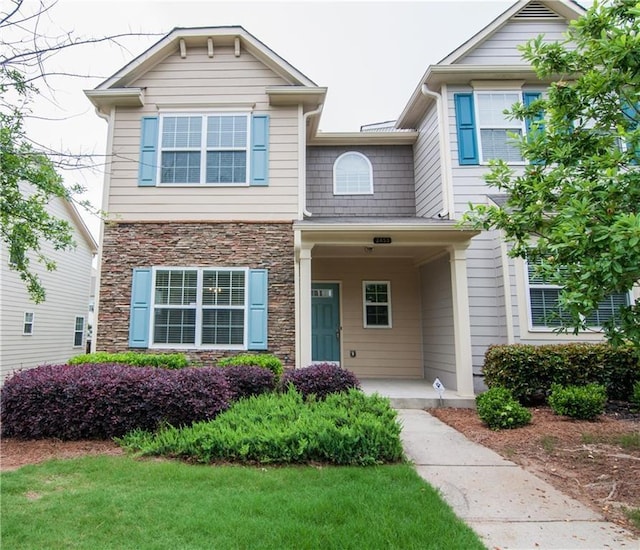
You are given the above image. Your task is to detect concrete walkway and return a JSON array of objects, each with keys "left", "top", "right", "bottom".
[{"left": 398, "top": 409, "right": 639, "bottom": 550}]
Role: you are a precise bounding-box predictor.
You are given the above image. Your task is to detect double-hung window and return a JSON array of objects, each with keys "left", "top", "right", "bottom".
[
  {"left": 152, "top": 268, "right": 247, "bottom": 348},
  {"left": 23, "top": 312, "right": 34, "bottom": 335},
  {"left": 526, "top": 262, "right": 630, "bottom": 329},
  {"left": 476, "top": 92, "right": 524, "bottom": 163},
  {"left": 363, "top": 281, "right": 392, "bottom": 328},
  {"left": 455, "top": 90, "right": 540, "bottom": 165},
  {"left": 160, "top": 114, "right": 249, "bottom": 185},
  {"left": 74, "top": 316, "right": 85, "bottom": 347}
]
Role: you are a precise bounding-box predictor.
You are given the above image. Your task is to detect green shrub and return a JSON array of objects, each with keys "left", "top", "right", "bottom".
[
  {"left": 217, "top": 353, "right": 283, "bottom": 380},
  {"left": 632, "top": 381, "right": 640, "bottom": 411},
  {"left": 548, "top": 383, "right": 607, "bottom": 420},
  {"left": 68, "top": 352, "right": 189, "bottom": 369},
  {"left": 476, "top": 387, "right": 532, "bottom": 430},
  {"left": 119, "top": 388, "right": 403, "bottom": 466},
  {"left": 483, "top": 343, "right": 639, "bottom": 404}
]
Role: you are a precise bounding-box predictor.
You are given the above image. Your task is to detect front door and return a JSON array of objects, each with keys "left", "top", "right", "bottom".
[{"left": 311, "top": 283, "right": 340, "bottom": 363}]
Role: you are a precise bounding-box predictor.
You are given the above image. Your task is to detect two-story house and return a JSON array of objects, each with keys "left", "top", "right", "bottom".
[
  {"left": 1, "top": 187, "right": 98, "bottom": 381},
  {"left": 85, "top": 0, "right": 637, "bottom": 398}
]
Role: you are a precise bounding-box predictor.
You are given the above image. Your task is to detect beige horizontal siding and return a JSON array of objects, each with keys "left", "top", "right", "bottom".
[
  {"left": 106, "top": 45, "right": 300, "bottom": 222},
  {"left": 312, "top": 257, "right": 423, "bottom": 379}
]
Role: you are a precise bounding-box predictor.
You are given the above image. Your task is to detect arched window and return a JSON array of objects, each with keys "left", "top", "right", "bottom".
[{"left": 333, "top": 152, "right": 373, "bottom": 195}]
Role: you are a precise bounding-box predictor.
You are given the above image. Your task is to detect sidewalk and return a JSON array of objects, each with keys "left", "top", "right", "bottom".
[{"left": 398, "top": 409, "right": 639, "bottom": 550}]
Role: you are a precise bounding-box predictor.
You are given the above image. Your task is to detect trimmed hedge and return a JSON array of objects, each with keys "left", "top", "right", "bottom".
[
  {"left": 68, "top": 352, "right": 189, "bottom": 369},
  {"left": 280, "top": 363, "right": 361, "bottom": 400},
  {"left": 217, "top": 354, "right": 283, "bottom": 380},
  {"left": 483, "top": 343, "right": 640, "bottom": 404},
  {"left": 222, "top": 365, "right": 276, "bottom": 400},
  {"left": 119, "top": 388, "right": 404, "bottom": 466},
  {"left": 1, "top": 364, "right": 231, "bottom": 440}
]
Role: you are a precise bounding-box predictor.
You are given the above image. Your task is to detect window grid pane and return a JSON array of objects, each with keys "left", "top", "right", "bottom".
[
  {"left": 154, "top": 309, "right": 196, "bottom": 344},
  {"left": 334, "top": 153, "right": 372, "bottom": 194},
  {"left": 161, "top": 152, "right": 201, "bottom": 184},
  {"left": 161, "top": 116, "right": 202, "bottom": 148},
  {"left": 74, "top": 316, "right": 84, "bottom": 347},
  {"left": 206, "top": 151, "right": 247, "bottom": 183},
  {"left": 207, "top": 116, "right": 247, "bottom": 148},
  {"left": 480, "top": 129, "right": 523, "bottom": 162}
]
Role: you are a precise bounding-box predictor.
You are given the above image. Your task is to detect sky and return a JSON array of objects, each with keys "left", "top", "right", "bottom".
[{"left": 12, "top": 0, "right": 532, "bottom": 239}]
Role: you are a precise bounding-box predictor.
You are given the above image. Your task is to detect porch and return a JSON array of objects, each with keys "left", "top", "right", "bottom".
[{"left": 360, "top": 378, "right": 476, "bottom": 409}]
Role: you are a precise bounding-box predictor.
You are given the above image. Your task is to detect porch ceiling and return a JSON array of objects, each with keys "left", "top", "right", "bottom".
[{"left": 294, "top": 217, "right": 479, "bottom": 265}]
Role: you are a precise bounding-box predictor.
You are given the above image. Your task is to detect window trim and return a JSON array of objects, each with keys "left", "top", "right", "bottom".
[
  {"left": 149, "top": 266, "right": 249, "bottom": 350},
  {"left": 474, "top": 91, "right": 527, "bottom": 165},
  {"left": 362, "top": 281, "right": 392, "bottom": 329},
  {"left": 23, "top": 312, "right": 34, "bottom": 335},
  {"left": 73, "top": 316, "right": 85, "bottom": 348},
  {"left": 523, "top": 260, "right": 632, "bottom": 333},
  {"left": 156, "top": 112, "right": 252, "bottom": 187},
  {"left": 333, "top": 151, "right": 374, "bottom": 195}
]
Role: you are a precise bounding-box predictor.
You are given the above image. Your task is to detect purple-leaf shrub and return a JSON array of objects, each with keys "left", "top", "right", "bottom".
[
  {"left": 222, "top": 366, "right": 276, "bottom": 400},
  {"left": 0, "top": 364, "right": 231, "bottom": 440},
  {"left": 280, "top": 363, "right": 361, "bottom": 400}
]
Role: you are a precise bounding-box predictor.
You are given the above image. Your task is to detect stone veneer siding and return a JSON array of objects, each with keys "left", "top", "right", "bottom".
[{"left": 98, "top": 222, "right": 295, "bottom": 367}]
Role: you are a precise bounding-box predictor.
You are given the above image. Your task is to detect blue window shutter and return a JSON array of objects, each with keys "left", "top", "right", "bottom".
[
  {"left": 138, "top": 117, "right": 158, "bottom": 186},
  {"left": 622, "top": 102, "right": 639, "bottom": 164},
  {"left": 523, "top": 92, "right": 543, "bottom": 134},
  {"left": 129, "top": 268, "right": 152, "bottom": 348},
  {"left": 454, "top": 93, "right": 479, "bottom": 165},
  {"left": 247, "top": 269, "right": 268, "bottom": 350},
  {"left": 250, "top": 115, "right": 269, "bottom": 186}
]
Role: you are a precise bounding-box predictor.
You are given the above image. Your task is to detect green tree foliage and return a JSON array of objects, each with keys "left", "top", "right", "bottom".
[
  {"left": 463, "top": 0, "right": 640, "bottom": 349},
  {"left": 1, "top": 67, "right": 76, "bottom": 303}
]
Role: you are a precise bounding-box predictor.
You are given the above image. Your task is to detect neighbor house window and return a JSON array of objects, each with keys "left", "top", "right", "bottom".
[
  {"left": 159, "top": 114, "right": 249, "bottom": 185},
  {"left": 476, "top": 92, "right": 524, "bottom": 163},
  {"left": 363, "top": 281, "right": 391, "bottom": 328},
  {"left": 152, "top": 268, "right": 247, "bottom": 348},
  {"left": 23, "top": 312, "right": 34, "bottom": 335},
  {"left": 74, "top": 316, "right": 85, "bottom": 347},
  {"left": 526, "top": 262, "right": 630, "bottom": 329},
  {"left": 333, "top": 152, "right": 373, "bottom": 195}
]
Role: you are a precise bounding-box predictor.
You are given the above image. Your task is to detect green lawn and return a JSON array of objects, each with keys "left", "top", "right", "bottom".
[{"left": 1, "top": 456, "right": 485, "bottom": 549}]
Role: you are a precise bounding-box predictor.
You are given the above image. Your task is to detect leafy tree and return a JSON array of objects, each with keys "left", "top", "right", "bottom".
[
  {"left": 1, "top": 1, "right": 152, "bottom": 302},
  {"left": 463, "top": 0, "right": 640, "bottom": 350}
]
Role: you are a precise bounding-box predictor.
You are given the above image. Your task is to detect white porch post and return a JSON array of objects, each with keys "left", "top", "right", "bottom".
[
  {"left": 449, "top": 244, "right": 475, "bottom": 397},
  {"left": 298, "top": 245, "right": 313, "bottom": 368}
]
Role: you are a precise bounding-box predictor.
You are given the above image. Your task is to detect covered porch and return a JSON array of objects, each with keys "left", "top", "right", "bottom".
[
  {"left": 293, "top": 218, "right": 479, "bottom": 398},
  {"left": 360, "top": 378, "right": 476, "bottom": 409}
]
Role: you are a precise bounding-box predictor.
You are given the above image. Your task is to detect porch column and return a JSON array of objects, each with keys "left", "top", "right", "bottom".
[
  {"left": 449, "top": 244, "right": 474, "bottom": 397},
  {"left": 298, "top": 245, "right": 313, "bottom": 368}
]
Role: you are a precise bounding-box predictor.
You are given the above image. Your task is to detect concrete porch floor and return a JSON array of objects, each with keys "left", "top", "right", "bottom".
[{"left": 360, "top": 378, "right": 476, "bottom": 409}]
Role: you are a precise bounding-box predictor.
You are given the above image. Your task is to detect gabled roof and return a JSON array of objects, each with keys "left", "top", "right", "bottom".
[
  {"left": 96, "top": 26, "right": 317, "bottom": 90},
  {"left": 396, "top": 0, "right": 586, "bottom": 128},
  {"left": 64, "top": 200, "right": 98, "bottom": 254},
  {"left": 85, "top": 26, "right": 327, "bottom": 122}
]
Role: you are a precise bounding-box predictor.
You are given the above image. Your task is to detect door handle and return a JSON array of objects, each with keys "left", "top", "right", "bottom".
[{"left": 336, "top": 327, "right": 341, "bottom": 340}]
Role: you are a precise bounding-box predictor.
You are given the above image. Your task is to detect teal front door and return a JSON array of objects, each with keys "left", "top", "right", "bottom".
[{"left": 312, "top": 283, "right": 340, "bottom": 362}]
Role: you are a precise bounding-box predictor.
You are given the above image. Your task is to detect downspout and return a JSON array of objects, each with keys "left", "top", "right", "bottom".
[
  {"left": 90, "top": 105, "right": 114, "bottom": 353},
  {"left": 421, "top": 83, "right": 453, "bottom": 219},
  {"left": 299, "top": 103, "right": 324, "bottom": 218}
]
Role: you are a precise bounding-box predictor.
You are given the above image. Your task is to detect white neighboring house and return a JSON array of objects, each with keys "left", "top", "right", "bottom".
[{"left": 1, "top": 186, "right": 98, "bottom": 382}]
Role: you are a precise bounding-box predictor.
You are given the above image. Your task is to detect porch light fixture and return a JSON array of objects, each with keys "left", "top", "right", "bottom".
[{"left": 363, "top": 247, "right": 374, "bottom": 254}]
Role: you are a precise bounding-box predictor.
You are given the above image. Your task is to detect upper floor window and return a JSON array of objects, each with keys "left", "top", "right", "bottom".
[
  {"left": 333, "top": 152, "right": 373, "bottom": 195},
  {"left": 526, "top": 261, "right": 630, "bottom": 329},
  {"left": 160, "top": 114, "right": 249, "bottom": 185},
  {"left": 476, "top": 92, "right": 524, "bottom": 163},
  {"left": 454, "top": 91, "right": 541, "bottom": 166}
]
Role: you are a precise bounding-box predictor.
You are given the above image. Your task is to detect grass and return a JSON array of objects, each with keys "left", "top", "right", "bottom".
[
  {"left": 624, "top": 507, "right": 640, "bottom": 530},
  {"left": 580, "top": 431, "right": 640, "bottom": 449},
  {"left": 539, "top": 435, "right": 558, "bottom": 454},
  {"left": 1, "top": 456, "right": 486, "bottom": 550}
]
